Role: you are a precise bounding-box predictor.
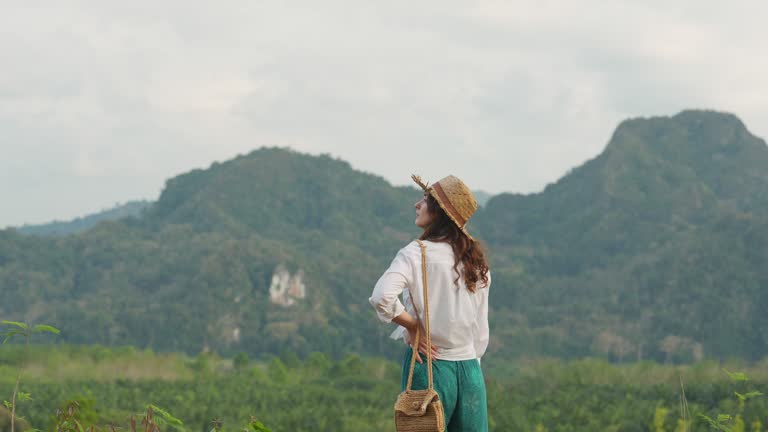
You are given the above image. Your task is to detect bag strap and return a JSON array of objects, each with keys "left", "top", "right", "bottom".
[{"left": 405, "top": 240, "right": 434, "bottom": 391}]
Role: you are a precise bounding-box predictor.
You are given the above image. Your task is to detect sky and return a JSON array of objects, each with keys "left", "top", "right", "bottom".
[{"left": 2, "top": 1, "right": 768, "bottom": 228}]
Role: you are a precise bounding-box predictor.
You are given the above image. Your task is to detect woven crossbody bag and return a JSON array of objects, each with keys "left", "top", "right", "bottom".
[{"left": 394, "top": 240, "right": 446, "bottom": 432}]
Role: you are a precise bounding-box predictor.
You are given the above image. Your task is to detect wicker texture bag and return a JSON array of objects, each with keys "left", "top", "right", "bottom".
[{"left": 394, "top": 240, "right": 445, "bottom": 432}]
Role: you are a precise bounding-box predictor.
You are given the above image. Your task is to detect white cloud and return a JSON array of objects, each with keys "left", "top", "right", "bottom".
[{"left": 2, "top": 1, "right": 768, "bottom": 227}]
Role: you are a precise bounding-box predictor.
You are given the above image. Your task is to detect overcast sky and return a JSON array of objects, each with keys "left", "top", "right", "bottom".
[{"left": 2, "top": 1, "right": 768, "bottom": 227}]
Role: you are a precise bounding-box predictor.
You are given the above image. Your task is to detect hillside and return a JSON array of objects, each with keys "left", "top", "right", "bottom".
[
  {"left": 0, "top": 148, "right": 418, "bottom": 358},
  {"left": 475, "top": 110, "right": 768, "bottom": 361},
  {"left": 2, "top": 111, "right": 768, "bottom": 362}
]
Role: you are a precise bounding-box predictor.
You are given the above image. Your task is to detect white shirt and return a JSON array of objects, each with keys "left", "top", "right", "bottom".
[{"left": 369, "top": 240, "right": 491, "bottom": 361}]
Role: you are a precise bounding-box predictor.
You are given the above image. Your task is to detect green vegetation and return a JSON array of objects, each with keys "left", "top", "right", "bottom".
[
  {"left": 1, "top": 321, "right": 60, "bottom": 432},
  {"left": 2, "top": 345, "right": 768, "bottom": 431},
  {"left": 697, "top": 369, "right": 764, "bottom": 431}
]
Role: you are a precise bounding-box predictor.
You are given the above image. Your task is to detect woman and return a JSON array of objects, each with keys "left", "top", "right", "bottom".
[{"left": 369, "top": 174, "right": 491, "bottom": 431}]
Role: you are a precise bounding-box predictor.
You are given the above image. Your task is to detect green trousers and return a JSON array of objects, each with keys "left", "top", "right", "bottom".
[{"left": 401, "top": 348, "right": 488, "bottom": 432}]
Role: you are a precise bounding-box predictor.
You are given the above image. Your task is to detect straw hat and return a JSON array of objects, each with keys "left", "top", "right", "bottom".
[{"left": 411, "top": 174, "right": 478, "bottom": 239}]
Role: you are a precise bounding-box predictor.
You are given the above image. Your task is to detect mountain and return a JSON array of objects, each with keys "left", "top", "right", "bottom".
[
  {"left": 2, "top": 111, "right": 768, "bottom": 362},
  {"left": 144, "top": 148, "right": 416, "bottom": 255},
  {"left": 16, "top": 201, "right": 151, "bottom": 236},
  {"left": 0, "top": 148, "right": 419, "bottom": 358},
  {"left": 474, "top": 110, "right": 768, "bottom": 361}
]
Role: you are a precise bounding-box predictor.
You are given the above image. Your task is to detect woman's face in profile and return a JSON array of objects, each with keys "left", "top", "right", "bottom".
[{"left": 414, "top": 194, "right": 435, "bottom": 228}]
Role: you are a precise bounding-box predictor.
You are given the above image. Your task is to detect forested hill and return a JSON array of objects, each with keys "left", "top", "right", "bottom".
[
  {"left": 0, "top": 149, "right": 420, "bottom": 358},
  {"left": 143, "top": 148, "right": 417, "bottom": 258},
  {"left": 477, "top": 110, "right": 768, "bottom": 361},
  {"left": 2, "top": 110, "right": 768, "bottom": 362}
]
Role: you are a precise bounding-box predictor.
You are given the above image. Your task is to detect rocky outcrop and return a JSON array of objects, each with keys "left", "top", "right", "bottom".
[{"left": 268, "top": 265, "right": 306, "bottom": 306}]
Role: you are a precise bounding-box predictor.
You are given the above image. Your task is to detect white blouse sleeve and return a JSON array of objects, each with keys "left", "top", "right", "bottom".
[
  {"left": 369, "top": 249, "right": 414, "bottom": 323},
  {"left": 474, "top": 271, "right": 491, "bottom": 360}
]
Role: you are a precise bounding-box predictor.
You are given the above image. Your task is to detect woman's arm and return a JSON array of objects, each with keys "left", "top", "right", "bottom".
[
  {"left": 369, "top": 272, "right": 407, "bottom": 323},
  {"left": 474, "top": 273, "right": 491, "bottom": 362},
  {"left": 393, "top": 310, "right": 439, "bottom": 363},
  {"left": 370, "top": 275, "right": 438, "bottom": 363},
  {"left": 392, "top": 310, "right": 418, "bottom": 330},
  {"left": 369, "top": 247, "right": 439, "bottom": 362},
  {"left": 369, "top": 249, "right": 414, "bottom": 323}
]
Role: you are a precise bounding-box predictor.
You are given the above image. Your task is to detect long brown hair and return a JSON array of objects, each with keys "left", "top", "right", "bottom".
[{"left": 420, "top": 194, "right": 490, "bottom": 292}]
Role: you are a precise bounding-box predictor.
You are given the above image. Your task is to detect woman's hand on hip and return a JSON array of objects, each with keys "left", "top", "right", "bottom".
[{"left": 406, "top": 325, "right": 439, "bottom": 363}]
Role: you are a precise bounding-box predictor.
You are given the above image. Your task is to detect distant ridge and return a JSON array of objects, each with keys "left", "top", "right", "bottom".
[{"left": 16, "top": 200, "right": 151, "bottom": 236}]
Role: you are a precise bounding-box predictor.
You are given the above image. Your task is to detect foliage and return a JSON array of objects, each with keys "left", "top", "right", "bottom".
[
  {"left": 2, "top": 345, "right": 768, "bottom": 431},
  {"left": 698, "top": 370, "right": 763, "bottom": 431},
  {"left": 1, "top": 321, "right": 60, "bottom": 432}
]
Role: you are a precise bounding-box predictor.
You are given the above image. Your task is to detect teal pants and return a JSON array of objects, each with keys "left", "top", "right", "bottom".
[{"left": 401, "top": 348, "right": 488, "bottom": 432}]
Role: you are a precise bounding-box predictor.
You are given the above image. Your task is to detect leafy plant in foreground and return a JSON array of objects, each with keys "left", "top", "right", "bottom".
[
  {"left": 698, "top": 369, "right": 763, "bottom": 431},
  {"left": 1, "top": 321, "right": 60, "bottom": 432}
]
